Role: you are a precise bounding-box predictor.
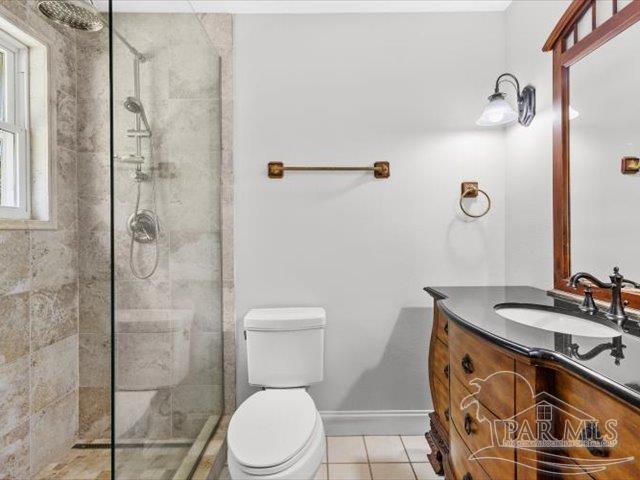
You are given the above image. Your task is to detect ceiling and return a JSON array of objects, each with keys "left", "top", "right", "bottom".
[{"left": 101, "top": 1, "right": 513, "bottom": 14}]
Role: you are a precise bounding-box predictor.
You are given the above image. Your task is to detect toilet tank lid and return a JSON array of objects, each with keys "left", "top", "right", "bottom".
[{"left": 244, "top": 307, "right": 326, "bottom": 331}]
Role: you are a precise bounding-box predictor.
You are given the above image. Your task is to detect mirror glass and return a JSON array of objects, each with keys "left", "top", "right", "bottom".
[{"left": 569, "top": 22, "right": 640, "bottom": 281}]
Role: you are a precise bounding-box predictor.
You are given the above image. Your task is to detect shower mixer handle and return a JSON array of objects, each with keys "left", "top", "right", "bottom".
[{"left": 127, "top": 210, "right": 159, "bottom": 244}]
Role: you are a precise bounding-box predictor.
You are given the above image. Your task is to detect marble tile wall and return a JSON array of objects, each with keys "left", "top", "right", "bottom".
[
  {"left": 75, "top": 27, "right": 111, "bottom": 442},
  {"left": 0, "top": 1, "right": 80, "bottom": 478},
  {"left": 197, "top": 13, "right": 236, "bottom": 416},
  {"left": 75, "top": 12, "right": 232, "bottom": 444},
  {"left": 114, "top": 12, "right": 224, "bottom": 441}
]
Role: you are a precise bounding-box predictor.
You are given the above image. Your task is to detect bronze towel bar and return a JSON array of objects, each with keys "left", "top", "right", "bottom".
[{"left": 268, "top": 161, "right": 390, "bottom": 179}]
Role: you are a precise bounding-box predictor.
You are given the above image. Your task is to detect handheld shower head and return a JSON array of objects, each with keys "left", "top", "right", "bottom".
[
  {"left": 124, "top": 96, "right": 142, "bottom": 114},
  {"left": 124, "top": 96, "right": 151, "bottom": 133}
]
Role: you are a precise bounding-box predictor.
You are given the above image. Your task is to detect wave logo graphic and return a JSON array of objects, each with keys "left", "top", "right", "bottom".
[{"left": 459, "top": 371, "right": 634, "bottom": 476}]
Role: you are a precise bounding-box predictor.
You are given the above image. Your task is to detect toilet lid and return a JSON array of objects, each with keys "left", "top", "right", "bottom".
[{"left": 228, "top": 389, "right": 318, "bottom": 469}]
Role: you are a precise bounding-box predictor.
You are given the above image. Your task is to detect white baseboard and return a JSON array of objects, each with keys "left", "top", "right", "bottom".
[{"left": 320, "top": 410, "right": 432, "bottom": 436}]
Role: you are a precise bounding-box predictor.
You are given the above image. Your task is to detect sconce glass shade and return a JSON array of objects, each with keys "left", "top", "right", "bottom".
[{"left": 476, "top": 92, "right": 518, "bottom": 126}]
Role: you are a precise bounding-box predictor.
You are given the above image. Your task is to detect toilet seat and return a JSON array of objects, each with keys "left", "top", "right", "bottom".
[{"left": 228, "top": 389, "right": 325, "bottom": 479}]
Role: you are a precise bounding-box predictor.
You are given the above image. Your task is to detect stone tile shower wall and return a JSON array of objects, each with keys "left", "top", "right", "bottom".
[
  {"left": 76, "top": 27, "right": 111, "bottom": 440},
  {"left": 0, "top": 1, "right": 80, "bottom": 477},
  {"left": 197, "top": 13, "right": 235, "bottom": 416},
  {"left": 76, "top": 13, "right": 225, "bottom": 441}
]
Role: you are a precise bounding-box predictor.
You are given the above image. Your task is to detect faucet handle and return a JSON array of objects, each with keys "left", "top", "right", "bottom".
[
  {"left": 622, "top": 279, "right": 640, "bottom": 291},
  {"left": 579, "top": 284, "right": 599, "bottom": 315}
]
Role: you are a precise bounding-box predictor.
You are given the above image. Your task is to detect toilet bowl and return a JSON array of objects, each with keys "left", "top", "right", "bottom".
[
  {"left": 227, "top": 389, "right": 325, "bottom": 480},
  {"left": 228, "top": 307, "right": 327, "bottom": 480}
]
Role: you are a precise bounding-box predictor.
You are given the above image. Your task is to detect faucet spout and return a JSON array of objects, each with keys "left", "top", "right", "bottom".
[{"left": 569, "top": 272, "right": 610, "bottom": 289}]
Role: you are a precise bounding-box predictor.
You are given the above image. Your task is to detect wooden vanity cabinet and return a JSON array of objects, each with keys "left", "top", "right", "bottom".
[
  {"left": 552, "top": 371, "right": 640, "bottom": 480},
  {"left": 426, "top": 302, "right": 640, "bottom": 480},
  {"left": 427, "top": 306, "right": 450, "bottom": 472}
]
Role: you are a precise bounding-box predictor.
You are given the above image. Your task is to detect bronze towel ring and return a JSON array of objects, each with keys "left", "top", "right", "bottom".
[{"left": 459, "top": 182, "right": 491, "bottom": 218}]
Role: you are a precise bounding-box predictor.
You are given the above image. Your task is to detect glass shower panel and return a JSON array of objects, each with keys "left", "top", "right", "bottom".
[{"left": 110, "top": 5, "right": 223, "bottom": 478}]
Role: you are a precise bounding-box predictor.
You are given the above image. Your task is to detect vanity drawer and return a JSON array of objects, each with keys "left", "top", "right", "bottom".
[
  {"left": 431, "top": 338, "right": 449, "bottom": 387},
  {"left": 449, "top": 322, "right": 514, "bottom": 419},
  {"left": 432, "top": 375, "right": 450, "bottom": 434},
  {"left": 450, "top": 374, "right": 515, "bottom": 480},
  {"left": 434, "top": 305, "right": 449, "bottom": 345},
  {"left": 449, "top": 423, "right": 490, "bottom": 480},
  {"left": 553, "top": 370, "right": 640, "bottom": 480}
]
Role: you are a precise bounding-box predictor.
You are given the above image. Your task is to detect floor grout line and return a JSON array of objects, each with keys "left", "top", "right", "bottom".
[
  {"left": 324, "top": 435, "right": 329, "bottom": 480},
  {"left": 362, "top": 435, "right": 374, "bottom": 480},
  {"left": 399, "top": 435, "right": 418, "bottom": 480}
]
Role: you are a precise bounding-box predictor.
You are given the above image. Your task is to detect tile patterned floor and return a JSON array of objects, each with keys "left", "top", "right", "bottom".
[
  {"left": 34, "top": 444, "right": 191, "bottom": 480},
  {"left": 219, "top": 435, "right": 440, "bottom": 480}
]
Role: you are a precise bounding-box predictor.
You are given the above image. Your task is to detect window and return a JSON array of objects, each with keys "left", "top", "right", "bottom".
[{"left": 0, "top": 29, "right": 28, "bottom": 220}]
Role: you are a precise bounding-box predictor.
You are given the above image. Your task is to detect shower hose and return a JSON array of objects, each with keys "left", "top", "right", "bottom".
[{"left": 128, "top": 144, "right": 160, "bottom": 280}]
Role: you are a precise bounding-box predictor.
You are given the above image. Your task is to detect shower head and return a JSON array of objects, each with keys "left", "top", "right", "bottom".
[
  {"left": 124, "top": 96, "right": 151, "bottom": 133},
  {"left": 38, "top": 0, "right": 147, "bottom": 59},
  {"left": 37, "top": 0, "right": 104, "bottom": 32}
]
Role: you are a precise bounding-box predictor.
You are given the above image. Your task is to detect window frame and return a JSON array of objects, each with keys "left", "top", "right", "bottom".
[{"left": 0, "top": 28, "right": 29, "bottom": 221}]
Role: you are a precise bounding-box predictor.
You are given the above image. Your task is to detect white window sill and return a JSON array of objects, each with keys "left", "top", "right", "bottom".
[{"left": 0, "top": 218, "right": 57, "bottom": 230}]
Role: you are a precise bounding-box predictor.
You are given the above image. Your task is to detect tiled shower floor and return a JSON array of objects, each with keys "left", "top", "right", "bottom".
[{"left": 34, "top": 444, "right": 190, "bottom": 480}]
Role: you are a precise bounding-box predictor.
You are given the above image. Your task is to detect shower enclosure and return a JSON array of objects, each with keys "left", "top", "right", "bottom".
[
  {"left": 0, "top": 0, "right": 224, "bottom": 476},
  {"left": 40, "top": 1, "right": 225, "bottom": 477},
  {"left": 110, "top": 5, "right": 224, "bottom": 479}
]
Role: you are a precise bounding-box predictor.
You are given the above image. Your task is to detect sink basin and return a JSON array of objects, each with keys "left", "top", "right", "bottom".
[{"left": 494, "top": 305, "right": 620, "bottom": 338}]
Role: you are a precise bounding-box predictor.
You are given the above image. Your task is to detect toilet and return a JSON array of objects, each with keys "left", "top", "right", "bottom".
[{"left": 228, "top": 307, "right": 327, "bottom": 480}]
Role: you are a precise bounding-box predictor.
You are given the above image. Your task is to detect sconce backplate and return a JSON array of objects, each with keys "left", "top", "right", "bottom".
[{"left": 518, "top": 85, "right": 536, "bottom": 126}]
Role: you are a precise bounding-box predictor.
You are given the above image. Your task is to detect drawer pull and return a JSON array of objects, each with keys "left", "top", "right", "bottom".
[
  {"left": 464, "top": 413, "right": 473, "bottom": 435},
  {"left": 444, "top": 408, "right": 450, "bottom": 422},
  {"left": 444, "top": 322, "right": 448, "bottom": 334},
  {"left": 444, "top": 364, "right": 449, "bottom": 378},
  {"left": 581, "top": 422, "right": 609, "bottom": 457},
  {"left": 462, "top": 473, "right": 473, "bottom": 480},
  {"left": 461, "top": 353, "right": 474, "bottom": 374}
]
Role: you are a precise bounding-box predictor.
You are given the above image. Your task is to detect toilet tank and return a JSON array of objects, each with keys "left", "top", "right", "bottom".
[{"left": 244, "top": 307, "right": 326, "bottom": 388}]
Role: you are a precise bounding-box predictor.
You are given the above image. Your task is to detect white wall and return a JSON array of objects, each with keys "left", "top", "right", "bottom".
[
  {"left": 504, "top": 0, "right": 570, "bottom": 288},
  {"left": 234, "top": 12, "right": 508, "bottom": 432}
]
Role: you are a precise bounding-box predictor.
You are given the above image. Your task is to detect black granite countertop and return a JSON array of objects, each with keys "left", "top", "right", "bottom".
[{"left": 425, "top": 286, "right": 640, "bottom": 409}]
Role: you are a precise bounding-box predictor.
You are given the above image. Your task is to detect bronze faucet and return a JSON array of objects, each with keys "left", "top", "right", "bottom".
[
  {"left": 570, "top": 337, "right": 626, "bottom": 365},
  {"left": 569, "top": 267, "right": 640, "bottom": 325}
]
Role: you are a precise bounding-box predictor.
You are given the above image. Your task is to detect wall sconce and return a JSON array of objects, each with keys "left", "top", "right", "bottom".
[{"left": 476, "top": 73, "right": 536, "bottom": 127}]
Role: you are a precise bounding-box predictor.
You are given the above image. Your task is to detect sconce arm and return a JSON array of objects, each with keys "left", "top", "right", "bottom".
[{"left": 494, "top": 73, "right": 522, "bottom": 100}]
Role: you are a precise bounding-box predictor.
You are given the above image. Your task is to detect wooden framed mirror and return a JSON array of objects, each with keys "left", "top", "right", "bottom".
[{"left": 544, "top": 0, "right": 640, "bottom": 308}]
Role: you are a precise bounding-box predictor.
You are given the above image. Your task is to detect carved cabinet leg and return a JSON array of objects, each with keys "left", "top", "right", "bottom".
[
  {"left": 425, "top": 412, "right": 448, "bottom": 477},
  {"left": 426, "top": 430, "right": 444, "bottom": 475}
]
